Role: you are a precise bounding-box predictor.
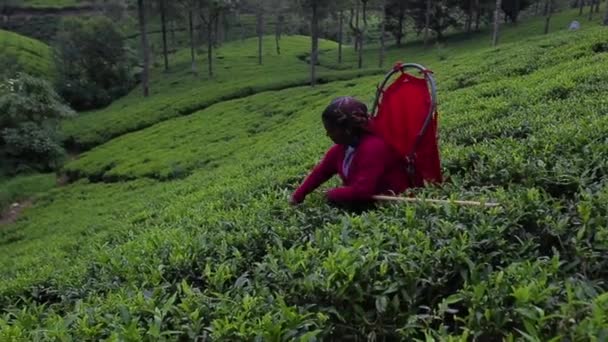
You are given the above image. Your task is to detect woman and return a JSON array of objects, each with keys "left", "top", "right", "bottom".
[{"left": 290, "top": 96, "right": 409, "bottom": 206}]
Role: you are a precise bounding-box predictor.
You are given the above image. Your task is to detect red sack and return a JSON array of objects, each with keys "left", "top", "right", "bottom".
[{"left": 370, "top": 70, "right": 442, "bottom": 187}]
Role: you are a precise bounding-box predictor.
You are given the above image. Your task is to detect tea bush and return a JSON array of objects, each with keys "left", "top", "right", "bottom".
[
  {"left": 0, "top": 29, "right": 54, "bottom": 79},
  {"left": 1, "top": 14, "right": 607, "bottom": 342},
  {"left": 0, "top": 73, "right": 75, "bottom": 173},
  {"left": 0, "top": 173, "right": 56, "bottom": 210}
]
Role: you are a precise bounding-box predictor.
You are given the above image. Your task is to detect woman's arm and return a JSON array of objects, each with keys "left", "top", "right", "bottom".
[{"left": 291, "top": 145, "right": 341, "bottom": 204}]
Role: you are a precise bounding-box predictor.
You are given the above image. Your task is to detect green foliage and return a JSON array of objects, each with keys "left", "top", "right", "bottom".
[
  {"left": 0, "top": 73, "right": 75, "bottom": 173},
  {"left": 1, "top": 10, "right": 608, "bottom": 341},
  {"left": 14, "top": 0, "right": 83, "bottom": 7},
  {"left": 0, "top": 29, "right": 54, "bottom": 80},
  {"left": 53, "top": 16, "right": 137, "bottom": 111},
  {"left": 0, "top": 173, "right": 56, "bottom": 210},
  {"left": 60, "top": 35, "right": 381, "bottom": 150},
  {"left": 501, "top": 0, "right": 534, "bottom": 22}
]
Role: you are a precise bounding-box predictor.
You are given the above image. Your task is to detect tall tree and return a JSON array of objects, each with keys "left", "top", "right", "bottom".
[
  {"left": 137, "top": 0, "right": 150, "bottom": 97},
  {"left": 298, "top": 0, "right": 332, "bottom": 85},
  {"left": 501, "top": 0, "right": 532, "bottom": 23},
  {"left": 271, "top": 0, "right": 288, "bottom": 55},
  {"left": 410, "top": 0, "right": 458, "bottom": 43},
  {"left": 198, "top": 0, "right": 235, "bottom": 77},
  {"left": 338, "top": 10, "right": 344, "bottom": 63},
  {"left": 544, "top": 0, "right": 552, "bottom": 34},
  {"left": 588, "top": 0, "right": 594, "bottom": 20},
  {"left": 350, "top": 0, "right": 369, "bottom": 68},
  {"left": 492, "top": 0, "right": 502, "bottom": 46},
  {"left": 604, "top": 0, "right": 608, "bottom": 25},
  {"left": 466, "top": 0, "right": 474, "bottom": 32},
  {"left": 475, "top": 0, "right": 482, "bottom": 30},
  {"left": 178, "top": 0, "right": 198, "bottom": 74},
  {"left": 350, "top": 1, "right": 360, "bottom": 51},
  {"left": 160, "top": 0, "right": 169, "bottom": 71},
  {"left": 386, "top": 0, "right": 408, "bottom": 46},
  {"left": 257, "top": 3, "right": 263, "bottom": 65},
  {"left": 276, "top": 13, "right": 284, "bottom": 54},
  {"left": 379, "top": 0, "right": 387, "bottom": 68},
  {"left": 189, "top": 9, "right": 197, "bottom": 73},
  {"left": 311, "top": 0, "right": 319, "bottom": 85},
  {"left": 423, "top": 0, "right": 431, "bottom": 46},
  {"left": 578, "top": 0, "right": 584, "bottom": 15},
  {"left": 329, "top": 0, "right": 349, "bottom": 63}
]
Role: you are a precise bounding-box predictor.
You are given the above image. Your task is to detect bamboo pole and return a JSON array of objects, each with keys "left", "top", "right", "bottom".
[{"left": 373, "top": 195, "right": 501, "bottom": 207}]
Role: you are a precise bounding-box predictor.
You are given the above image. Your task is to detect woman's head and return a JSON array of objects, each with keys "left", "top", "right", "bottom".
[{"left": 322, "top": 96, "right": 370, "bottom": 145}]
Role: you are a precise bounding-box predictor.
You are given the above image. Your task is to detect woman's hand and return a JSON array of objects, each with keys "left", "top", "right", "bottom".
[{"left": 289, "top": 194, "right": 301, "bottom": 206}]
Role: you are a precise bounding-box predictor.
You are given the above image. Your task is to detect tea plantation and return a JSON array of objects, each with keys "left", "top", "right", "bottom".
[
  {"left": 60, "top": 35, "right": 381, "bottom": 150},
  {"left": 1, "top": 8, "right": 608, "bottom": 341},
  {"left": 0, "top": 29, "right": 54, "bottom": 80}
]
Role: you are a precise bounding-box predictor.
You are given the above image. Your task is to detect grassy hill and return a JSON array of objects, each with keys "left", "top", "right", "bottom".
[
  {"left": 60, "top": 35, "right": 380, "bottom": 150},
  {"left": 0, "top": 29, "right": 54, "bottom": 79},
  {"left": 1, "top": 6, "right": 608, "bottom": 341}
]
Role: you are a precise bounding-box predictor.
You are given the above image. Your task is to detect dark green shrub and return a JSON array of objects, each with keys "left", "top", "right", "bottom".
[
  {"left": 0, "top": 73, "right": 74, "bottom": 173},
  {"left": 53, "top": 16, "right": 136, "bottom": 111}
]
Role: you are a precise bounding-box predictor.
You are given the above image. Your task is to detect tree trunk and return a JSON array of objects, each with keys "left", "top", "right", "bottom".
[
  {"left": 170, "top": 20, "right": 176, "bottom": 48},
  {"left": 207, "top": 15, "right": 213, "bottom": 77},
  {"left": 475, "top": 0, "right": 481, "bottom": 31},
  {"left": 379, "top": 0, "right": 386, "bottom": 68},
  {"left": 214, "top": 13, "right": 220, "bottom": 47},
  {"left": 579, "top": 0, "right": 584, "bottom": 15},
  {"left": 236, "top": 9, "right": 245, "bottom": 41},
  {"left": 588, "top": 0, "right": 594, "bottom": 20},
  {"left": 137, "top": 0, "right": 149, "bottom": 97},
  {"left": 604, "top": 0, "right": 608, "bottom": 25},
  {"left": 466, "top": 0, "right": 474, "bottom": 33},
  {"left": 355, "top": 3, "right": 360, "bottom": 52},
  {"left": 218, "top": 12, "right": 225, "bottom": 45},
  {"left": 424, "top": 0, "right": 431, "bottom": 46},
  {"left": 544, "top": 0, "right": 553, "bottom": 33},
  {"left": 338, "top": 10, "right": 343, "bottom": 64},
  {"left": 492, "top": 0, "right": 502, "bottom": 46},
  {"left": 189, "top": 10, "right": 196, "bottom": 74},
  {"left": 257, "top": 7, "right": 263, "bottom": 65},
  {"left": 275, "top": 14, "right": 282, "bottom": 55},
  {"left": 594, "top": 0, "right": 600, "bottom": 13},
  {"left": 396, "top": 8, "right": 404, "bottom": 46},
  {"left": 160, "top": 0, "right": 169, "bottom": 72},
  {"left": 311, "top": 1, "right": 318, "bottom": 86},
  {"left": 358, "top": 0, "right": 368, "bottom": 69}
]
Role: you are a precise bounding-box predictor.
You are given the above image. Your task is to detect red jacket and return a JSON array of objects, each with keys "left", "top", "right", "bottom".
[{"left": 292, "top": 133, "right": 409, "bottom": 203}]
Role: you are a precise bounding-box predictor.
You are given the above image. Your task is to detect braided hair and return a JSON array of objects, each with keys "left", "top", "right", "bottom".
[{"left": 322, "top": 96, "right": 370, "bottom": 137}]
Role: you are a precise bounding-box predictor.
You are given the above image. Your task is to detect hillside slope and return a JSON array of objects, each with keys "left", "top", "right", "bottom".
[
  {"left": 1, "top": 15, "right": 608, "bottom": 342},
  {"left": 0, "top": 29, "right": 54, "bottom": 79},
  {"left": 60, "top": 35, "right": 380, "bottom": 150}
]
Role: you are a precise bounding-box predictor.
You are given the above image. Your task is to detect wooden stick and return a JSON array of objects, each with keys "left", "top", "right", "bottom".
[{"left": 373, "top": 195, "right": 500, "bottom": 207}]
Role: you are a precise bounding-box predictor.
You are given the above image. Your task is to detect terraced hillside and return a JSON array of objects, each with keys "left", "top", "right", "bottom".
[
  {"left": 60, "top": 35, "right": 381, "bottom": 150},
  {"left": 0, "top": 29, "right": 54, "bottom": 79},
  {"left": 1, "top": 7, "right": 608, "bottom": 341}
]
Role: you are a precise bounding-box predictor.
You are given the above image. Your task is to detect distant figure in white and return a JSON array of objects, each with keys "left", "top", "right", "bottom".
[{"left": 569, "top": 21, "right": 581, "bottom": 31}]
